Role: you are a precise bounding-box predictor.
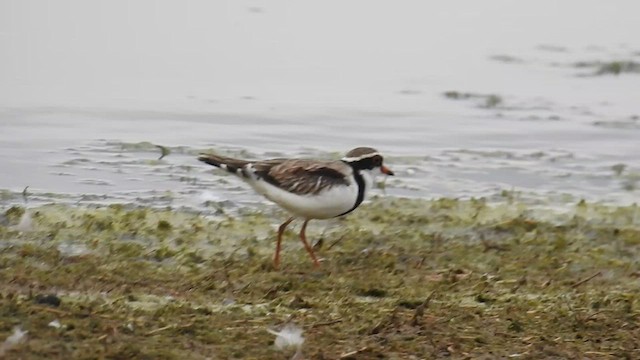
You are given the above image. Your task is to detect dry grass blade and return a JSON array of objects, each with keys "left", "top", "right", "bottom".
[{"left": 571, "top": 271, "right": 602, "bottom": 288}]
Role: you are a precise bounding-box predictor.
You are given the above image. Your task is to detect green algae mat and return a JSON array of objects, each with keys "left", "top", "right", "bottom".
[{"left": 1, "top": 198, "right": 639, "bottom": 359}]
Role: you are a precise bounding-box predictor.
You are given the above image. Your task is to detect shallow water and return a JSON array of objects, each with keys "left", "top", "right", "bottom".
[{"left": 1, "top": 1, "right": 639, "bottom": 209}]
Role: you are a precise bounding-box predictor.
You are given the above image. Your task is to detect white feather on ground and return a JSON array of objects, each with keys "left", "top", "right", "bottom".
[
  {"left": 0, "top": 326, "right": 28, "bottom": 357},
  {"left": 48, "top": 320, "right": 62, "bottom": 329},
  {"left": 12, "top": 211, "right": 33, "bottom": 232},
  {"left": 267, "top": 323, "right": 304, "bottom": 350}
]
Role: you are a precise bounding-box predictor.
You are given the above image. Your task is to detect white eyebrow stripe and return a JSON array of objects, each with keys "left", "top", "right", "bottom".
[{"left": 341, "top": 152, "right": 381, "bottom": 162}]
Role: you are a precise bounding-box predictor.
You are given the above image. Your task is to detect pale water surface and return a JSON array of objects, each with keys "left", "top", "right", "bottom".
[{"left": 1, "top": 1, "right": 639, "bottom": 210}]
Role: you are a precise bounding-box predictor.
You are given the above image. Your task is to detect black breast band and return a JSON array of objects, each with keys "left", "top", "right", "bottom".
[{"left": 337, "top": 162, "right": 365, "bottom": 217}]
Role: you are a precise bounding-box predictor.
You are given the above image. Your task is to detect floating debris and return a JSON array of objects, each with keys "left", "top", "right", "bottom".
[
  {"left": 155, "top": 145, "right": 171, "bottom": 160},
  {"left": 596, "top": 61, "right": 640, "bottom": 75},
  {"left": 247, "top": 6, "right": 265, "bottom": 14},
  {"left": 593, "top": 118, "right": 640, "bottom": 130},
  {"left": 443, "top": 91, "right": 503, "bottom": 108},
  {"left": 573, "top": 60, "right": 640, "bottom": 76},
  {"left": 22, "top": 186, "right": 29, "bottom": 204},
  {"left": 76, "top": 179, "right": 114, "bottom": 186},
  {"left": 489, "top": 54, "right": 524, "bottom": 64},
  {"left": 536, "top": 44, "right": 568, "bottom": 52},
  {"left": 621, "top": 172, "right": 640, "bottom": 191},
  {"left": 611, "top": 163, "right": 626, "bottom": 176},
  {"left": 397, "top": 89, "right": 422, "bottom": 95}
]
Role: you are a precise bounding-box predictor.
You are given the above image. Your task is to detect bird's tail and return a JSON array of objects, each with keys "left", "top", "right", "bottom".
[{"left": 197, "top": 153, "right": 251, "bottom": 176}]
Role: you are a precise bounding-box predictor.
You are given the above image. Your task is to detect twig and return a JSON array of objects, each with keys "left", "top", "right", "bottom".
[
  {"left": 571, "top": 271, "right": 601, "bottom": 288},
  {"left": 146, "top": 321, "right": 194, "bottom": 336},
  {"left": 480, "top": 237, "right": 509, "bottom": 252},
  {"left": 584, "top": 351, "right": 614, "bottom": 356},
  {"left": 412, "top": 290, "right": 437, "bottom": 326},
  {"left": 32, "top": 305, "right": 117, "bottom": 321},
  {"left": 146, "top": 324, "right": 174, "bottom": 335},
  {"left": 310, "top": 319, "right": 342, "bottom": 328},
  {"left": 327, "top": 235, "right": 345, "bottom": 250},
  {"left": 437, "top": 314, "right": 461, "bottom": 324},
  {"left": 369, "top": 307, "right": 400, "bottom": 335},
  {"left": 585, "top": 310, "right": 607, "bottom": 321},
  {"left": 339, "top": 347, "right": 369, "bottom": 359},
  {"left": 31, "top": 305, "right": 71, "bottom": 316}
]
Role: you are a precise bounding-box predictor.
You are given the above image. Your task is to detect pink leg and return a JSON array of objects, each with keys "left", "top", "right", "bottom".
[
  {"left": 299, "top": 219, "right": 320, "bottom": 267},
  {"left": 274, "top": 217, "right": 295, "bottom": 269}
]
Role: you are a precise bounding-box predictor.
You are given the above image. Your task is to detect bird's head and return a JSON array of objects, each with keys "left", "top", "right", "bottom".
[{"left": 342, "top": 147, "right": 394, "bottom": 176}]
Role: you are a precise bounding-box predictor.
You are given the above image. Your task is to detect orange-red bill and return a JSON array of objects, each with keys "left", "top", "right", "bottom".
[{"left": 381, "top": 165, "right": 394, "bottom": 176}]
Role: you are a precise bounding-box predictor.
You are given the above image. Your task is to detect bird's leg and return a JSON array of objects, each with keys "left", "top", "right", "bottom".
[
  {"left": 299, "top": 219, "right": 321, "bottom": 267},
  {"left": 274, "top": 217, "right": 295, "bottom": 269}
]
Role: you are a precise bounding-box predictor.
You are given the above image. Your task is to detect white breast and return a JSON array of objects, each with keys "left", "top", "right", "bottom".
[{"left": 248, "top": 176, "right": 360, "bottom": 219}]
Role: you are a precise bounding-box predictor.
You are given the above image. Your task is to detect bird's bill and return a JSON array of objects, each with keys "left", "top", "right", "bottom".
[{"left": 381, "top": 165, "right": 394, "bottom": 176}]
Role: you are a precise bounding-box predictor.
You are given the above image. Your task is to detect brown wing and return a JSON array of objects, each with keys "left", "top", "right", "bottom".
[{"left": 257, "top": 159, "right": 352, "bottom": 195}]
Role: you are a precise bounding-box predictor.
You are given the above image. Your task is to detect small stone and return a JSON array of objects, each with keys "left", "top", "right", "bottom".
[{"left": 34, "top": 294, "right": 61, "bottom": 307}]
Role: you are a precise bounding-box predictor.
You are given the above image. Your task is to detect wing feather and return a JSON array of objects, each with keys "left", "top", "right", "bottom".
[{"left": 259, "top": 160, "right": 351, "bottom": 195}]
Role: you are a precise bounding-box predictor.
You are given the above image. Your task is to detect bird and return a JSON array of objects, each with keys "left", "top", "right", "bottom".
[{"left": 197, "top": 147, "right": 394, "bottom": 269}]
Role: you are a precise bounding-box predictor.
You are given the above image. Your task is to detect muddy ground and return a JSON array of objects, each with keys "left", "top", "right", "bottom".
[{"left": 1, "top": 197, "right": 639, "bottom": 359}]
